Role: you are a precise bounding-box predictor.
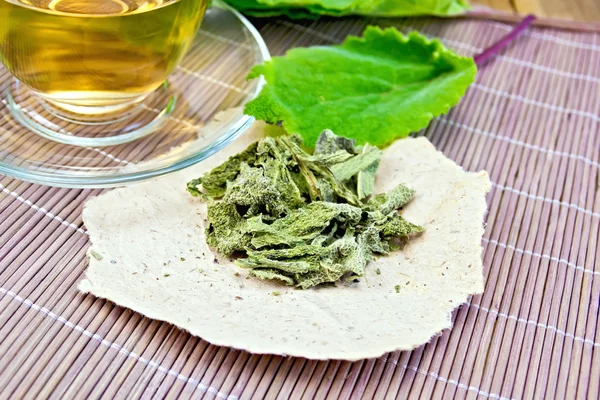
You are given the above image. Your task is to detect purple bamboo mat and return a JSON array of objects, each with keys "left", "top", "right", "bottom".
[{"left": 1, "top": 16, "right": 599, "bottom": 400}]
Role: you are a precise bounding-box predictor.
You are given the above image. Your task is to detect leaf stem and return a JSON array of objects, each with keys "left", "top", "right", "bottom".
[{"left": 474, "top": 14, "right": 536, "bottom": 67}]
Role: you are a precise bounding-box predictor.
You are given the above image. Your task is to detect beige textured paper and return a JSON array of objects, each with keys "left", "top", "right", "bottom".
[{"left": 80, "top": 123, "right": 491, "bottom": 360}]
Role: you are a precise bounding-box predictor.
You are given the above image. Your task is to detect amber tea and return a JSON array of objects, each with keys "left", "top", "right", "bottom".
[{"left": 0, "top": 0, "right": 208, "bottom": 114}]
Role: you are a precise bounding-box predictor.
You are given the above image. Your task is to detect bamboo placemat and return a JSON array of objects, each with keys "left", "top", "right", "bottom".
[{"left": 1, "top": 15, "right": 599, "bottom": 400}]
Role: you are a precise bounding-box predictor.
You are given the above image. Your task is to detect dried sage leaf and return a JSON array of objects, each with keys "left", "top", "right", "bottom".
[{"left": 188, "top": 130, "right": 423, "bottom": 288}]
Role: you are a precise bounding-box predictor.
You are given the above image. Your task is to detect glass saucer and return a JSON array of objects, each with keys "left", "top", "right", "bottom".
[{"left": 0, "top": 1, "right": 270, "bottom": 188}]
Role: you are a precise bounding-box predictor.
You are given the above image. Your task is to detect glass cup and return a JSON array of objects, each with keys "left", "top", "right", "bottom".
[{"left": 0, "top": 0, "right": 209, "bottom": 146}]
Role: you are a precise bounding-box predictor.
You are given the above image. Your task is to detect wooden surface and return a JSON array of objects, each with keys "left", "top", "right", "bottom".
[{"left": 476, "top": 0, "right": 600, "bottom": 22}]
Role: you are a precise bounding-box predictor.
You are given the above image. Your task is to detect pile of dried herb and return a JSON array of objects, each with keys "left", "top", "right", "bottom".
[{"left": 187, "top": 130, "right": 423, "bottom": 289}]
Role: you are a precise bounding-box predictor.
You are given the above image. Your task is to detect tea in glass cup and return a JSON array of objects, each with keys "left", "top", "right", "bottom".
[{"left": 0, "top": 0, "right": 209, "bottom": 145}]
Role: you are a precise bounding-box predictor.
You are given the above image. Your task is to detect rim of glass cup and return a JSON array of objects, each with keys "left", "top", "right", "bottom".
[{"left": 0, "top": 0, "right": 271, "bottom": 188}]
